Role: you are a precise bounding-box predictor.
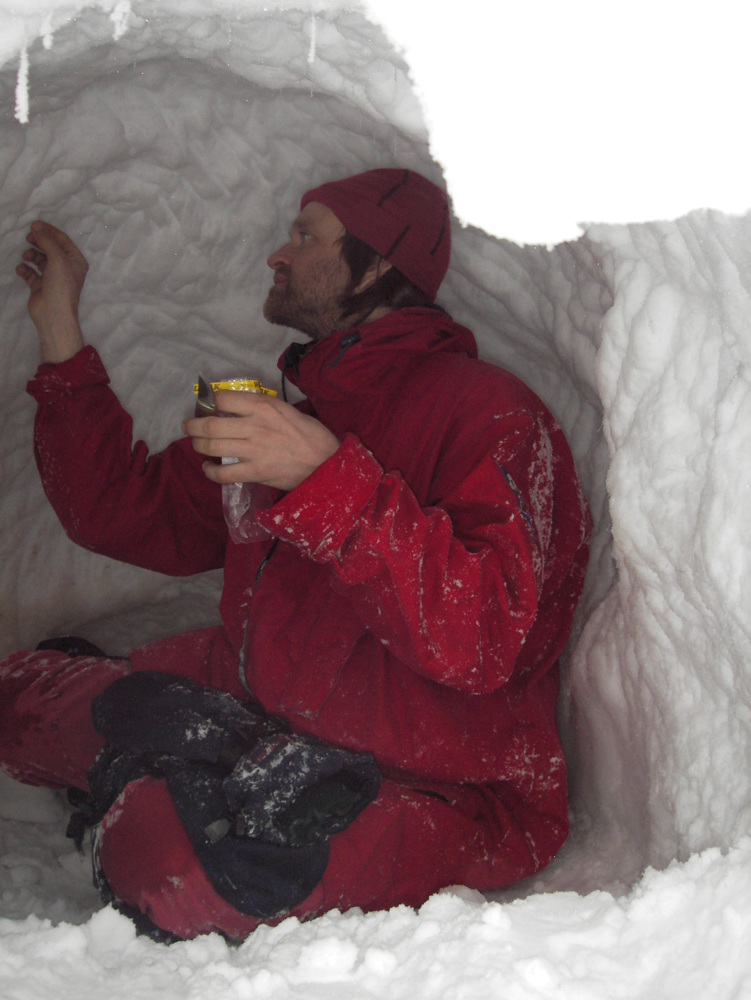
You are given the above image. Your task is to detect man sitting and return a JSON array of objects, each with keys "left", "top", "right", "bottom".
[{"left": 4, "top": 168, "right": 591, "bottom": 940}]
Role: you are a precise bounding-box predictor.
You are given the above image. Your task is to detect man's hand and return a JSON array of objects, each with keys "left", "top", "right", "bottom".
[
  {"left": 183, "top": 391, "right": 340, "bottom": 492},
  {"left": 16, "top": 221, "right": 87, "bottom": 364}
]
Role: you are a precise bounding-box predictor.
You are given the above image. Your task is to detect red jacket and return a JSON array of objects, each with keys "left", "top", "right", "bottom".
[{"left": 28, "top": 307, "right": 591, "bottom": 896}]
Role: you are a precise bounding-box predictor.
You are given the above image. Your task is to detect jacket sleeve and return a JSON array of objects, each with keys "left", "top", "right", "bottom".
[
  {"left": 27, "top": 346, "right": 227, "bottom": 576},
  {"left": 256, "top": 421, "right": 589, "bottom": 695}
]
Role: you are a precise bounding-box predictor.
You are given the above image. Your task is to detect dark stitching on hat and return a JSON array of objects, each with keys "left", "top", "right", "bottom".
[
  {"left": 377, "top": 169, "right": 410, "bottom": 207},
  {"left": 384, "top": 225, "right": 410, "bottom": 260},
  {"left": 429, "top": 203, "right": 448, "bottom": 257}
]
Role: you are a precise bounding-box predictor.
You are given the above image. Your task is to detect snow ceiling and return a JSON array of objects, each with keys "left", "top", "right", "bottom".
[{"left": 1, "top": 0, "right": 751, "bottom": 904}]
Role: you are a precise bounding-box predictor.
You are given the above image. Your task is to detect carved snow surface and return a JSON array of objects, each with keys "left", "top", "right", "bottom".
[{"left": 1, "top": 2, "right": 751, "bottom": 996}]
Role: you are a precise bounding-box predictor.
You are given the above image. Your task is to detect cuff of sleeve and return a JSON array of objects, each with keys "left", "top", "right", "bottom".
[
  {"left": 256, "top": 433, "right": 382, "bottom": 561},
  {"left": 26, "top": 345, "right": 110, "bottom": 401}
]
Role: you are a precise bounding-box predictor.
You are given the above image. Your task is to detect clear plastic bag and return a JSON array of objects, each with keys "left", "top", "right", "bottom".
[{"left": 222, "top": 479, "right": 274, "bottom": 544}]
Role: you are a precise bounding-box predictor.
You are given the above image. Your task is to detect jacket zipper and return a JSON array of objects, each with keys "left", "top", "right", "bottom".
[
  {"left": 247, "top": 329, "right": 358, "bottom": 689},
  {"left": 237, "top": 537, "right": 280, "bottom": 693}
]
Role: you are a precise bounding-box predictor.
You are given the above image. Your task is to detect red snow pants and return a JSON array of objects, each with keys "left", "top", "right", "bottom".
[{"left": 0, "top": 645, "right": 523, "bottom": 940}]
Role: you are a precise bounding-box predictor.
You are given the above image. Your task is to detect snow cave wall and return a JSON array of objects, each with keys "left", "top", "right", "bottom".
[{"left": 1, "top": 0, "right": 750, "bottom": 896}]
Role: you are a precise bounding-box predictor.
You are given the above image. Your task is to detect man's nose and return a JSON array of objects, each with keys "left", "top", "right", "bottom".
[{"left": 267, "top": 244, "right": 292, "bottom": 270}]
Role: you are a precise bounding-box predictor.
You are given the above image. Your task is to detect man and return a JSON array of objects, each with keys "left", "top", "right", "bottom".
[{"left": 4, "top": 168, "right": 591, "bottom": 941}]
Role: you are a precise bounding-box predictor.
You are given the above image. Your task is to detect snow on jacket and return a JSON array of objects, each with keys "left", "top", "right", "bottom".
[{"left": 27, "top": 306, "right": 591, "bottom": 884}]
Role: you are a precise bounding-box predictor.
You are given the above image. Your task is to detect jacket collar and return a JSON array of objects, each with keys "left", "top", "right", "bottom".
[{"left": 278, "top": 307, "right": 477, "bottom": 406}]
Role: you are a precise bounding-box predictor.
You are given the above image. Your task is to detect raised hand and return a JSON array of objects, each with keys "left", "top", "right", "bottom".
[{"left": 16, "top": 221, "right": 87, "bottom": 364}]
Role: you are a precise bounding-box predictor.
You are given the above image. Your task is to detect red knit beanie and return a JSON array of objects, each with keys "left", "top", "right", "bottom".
[{"left": 301, "top": 168, "right": 451, "bottom": 301}]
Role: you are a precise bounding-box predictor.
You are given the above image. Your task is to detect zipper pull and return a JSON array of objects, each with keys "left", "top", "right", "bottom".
[{"left": 330, "top": 331, "right": 361, "bottom": 368}]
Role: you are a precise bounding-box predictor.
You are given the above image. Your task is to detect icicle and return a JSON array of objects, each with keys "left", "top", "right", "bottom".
[
  {"left": 110, "top": 0, "right": 132, "bottom": 41},
  {"left": 41, "top": 15, "right": 54, "bottom": 50},
  {"left": 15, "top": 44, "right": 29, "bottom": 125},
  {"left": 307, "top": 14, "right": 317, "bottom": 65}
]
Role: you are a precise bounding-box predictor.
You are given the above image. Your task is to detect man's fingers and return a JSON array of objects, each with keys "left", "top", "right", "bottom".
[
  {"left": 16, "top": 262, "right": 38, "bottom": 285},
  {"left": 25, "top": 221, "right": 88, "bottom": 268},
  {"left": 36, "top": 220, "right": 80, "bottom": 246},
  {"left": 182, "top": 414, "right": 254, "bottom": 456},
  {"left": 183, "top": 413, "right": 254, "bottom": 438},
  {"left": 200, "top": 460, "right": 256, "bottom": 485},
  {"left": 213, "top": 390, "right": 274, "bottom": 417},
  {"left": 28, "top": 220, "right": 67, "bottom": 246},
  {"left": 26, "top": 222, "right": 55, "bottom": 250},
  {"left": 190, "top": 434, "right": 249, "bottom": 460},
  {"left": 21, "top": 247, "right": 46, "bottom": 270},
  {"left": 183, "top": 396, "right": 275, "bottom": 437}
]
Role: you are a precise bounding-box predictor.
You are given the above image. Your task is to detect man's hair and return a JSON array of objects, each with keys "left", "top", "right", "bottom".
[{"left": 337, "top": 231, "right": 446, "bottom": 323}]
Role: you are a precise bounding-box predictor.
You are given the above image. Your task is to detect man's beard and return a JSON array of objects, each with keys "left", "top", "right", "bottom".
[{"left": 263, "top": 259, "right": 351, "bottom": 341}]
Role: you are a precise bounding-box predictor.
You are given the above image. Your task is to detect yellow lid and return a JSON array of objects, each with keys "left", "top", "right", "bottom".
[{"left": 193, "top": 379, "right": 277, "bottom": 397}]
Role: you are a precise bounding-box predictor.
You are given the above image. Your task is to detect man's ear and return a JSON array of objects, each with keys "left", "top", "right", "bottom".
[{"left": 354, "top": 257, "right": 392, "bottom": 294}]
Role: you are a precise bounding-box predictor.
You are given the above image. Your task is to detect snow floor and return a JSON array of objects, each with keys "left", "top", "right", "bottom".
[{"left": 1, "top": 2, "right": 750, "bottom": 997}]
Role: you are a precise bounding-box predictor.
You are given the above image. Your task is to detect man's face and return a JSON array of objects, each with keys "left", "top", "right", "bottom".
[{"left": 263, "top": 202, "right": 352, "bottom": 340}]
